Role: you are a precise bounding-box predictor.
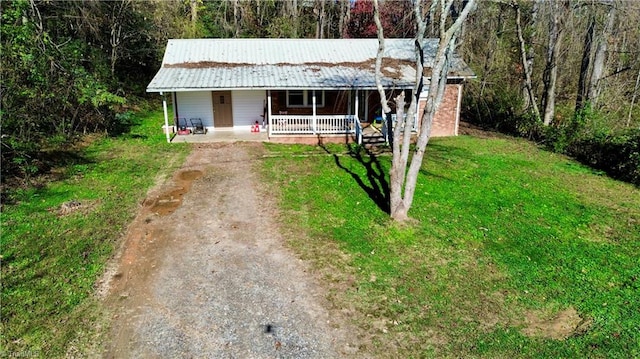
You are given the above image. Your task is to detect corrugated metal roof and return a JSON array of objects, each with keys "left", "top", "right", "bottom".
[{"left": 147, "top": 39, "right": 475, "bottom": 92}]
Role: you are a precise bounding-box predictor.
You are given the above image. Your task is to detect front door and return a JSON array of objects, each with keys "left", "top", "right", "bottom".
[{"left": 212, "top": 91, "right": 233, "bottom": 127}]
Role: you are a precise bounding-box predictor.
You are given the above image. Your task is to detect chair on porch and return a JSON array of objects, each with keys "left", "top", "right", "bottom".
[{"left": 190, "top": 118, "right": 207, "bottom": 134}]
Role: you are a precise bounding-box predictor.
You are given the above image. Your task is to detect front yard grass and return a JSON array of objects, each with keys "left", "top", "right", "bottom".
[
  {"left": 0, "top": 110, "right": 189, "bottom": 357},
  {"left": 261, "top": 136, "right": 640, "bottom": 358}
]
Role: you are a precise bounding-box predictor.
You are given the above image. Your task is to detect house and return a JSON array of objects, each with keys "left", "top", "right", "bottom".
[{"left": 146, "top": 38, "right": 475, "bottom": 143}]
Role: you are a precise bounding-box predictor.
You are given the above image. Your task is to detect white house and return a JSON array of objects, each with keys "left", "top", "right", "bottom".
[{"left": 146, "top": 38, "right": 474, "bottom": 143}]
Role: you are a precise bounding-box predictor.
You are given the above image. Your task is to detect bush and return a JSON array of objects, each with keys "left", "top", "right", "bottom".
[{"left": 568, "top": 129, "right": 640, "bottom": 186}]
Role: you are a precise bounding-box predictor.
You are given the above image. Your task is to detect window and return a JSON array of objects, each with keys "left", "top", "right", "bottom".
[
  {"left": 286, "top": 90, "right": 324, "bottom": 107},
  {"left": 288, "top": 90, "right": 304, "bottom": 106}
]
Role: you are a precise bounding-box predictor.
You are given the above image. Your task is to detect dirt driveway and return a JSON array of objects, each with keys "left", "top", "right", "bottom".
[{"left": 102, "top": 143, "right": 356, "bottom": 358}]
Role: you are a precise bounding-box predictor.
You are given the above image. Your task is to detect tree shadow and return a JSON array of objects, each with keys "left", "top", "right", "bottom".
[
  {"left": 321, "top": 143, "right": 390, "bottom": 214},
  {"left": 1, "top": 148, "right": 96, "bottom": 205}
]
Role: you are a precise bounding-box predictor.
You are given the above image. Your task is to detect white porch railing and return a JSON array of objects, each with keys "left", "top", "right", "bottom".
[
  {"left": 269, "top": 114, "right": 358, "bottom": 135},
  {"left": 354, "top": 118, "right": 363, "bottom": 145},
  {"left": 391, "top": 113, "right": 418, "bottom": 131}
]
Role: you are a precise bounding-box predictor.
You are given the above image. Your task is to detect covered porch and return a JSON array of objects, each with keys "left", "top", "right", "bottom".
[
  {"left": 157, "top": 87, "right": 418, "bottom": 144},
  {"left": 265, "top": 88, "right": 367, "bottom": 142}
]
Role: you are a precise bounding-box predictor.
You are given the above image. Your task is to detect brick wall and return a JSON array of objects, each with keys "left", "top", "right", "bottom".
[{"left": 417, "top": 84, "right": 461, "bottom": 137}]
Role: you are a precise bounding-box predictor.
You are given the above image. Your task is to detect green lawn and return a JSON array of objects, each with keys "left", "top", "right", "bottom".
[
  {"left": 261, "top": 137, "right": 640, "bottom": 358},
  {"left": 0, "top": 110, "right": 189, "bottom": 356},
  {"left": 3, "top": 117, "right": 638, "bottom": 358}
]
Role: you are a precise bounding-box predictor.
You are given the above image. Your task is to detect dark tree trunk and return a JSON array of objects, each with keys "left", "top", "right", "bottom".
[{"left": 576, "top": 15, "right": 595, "bottom": 114}]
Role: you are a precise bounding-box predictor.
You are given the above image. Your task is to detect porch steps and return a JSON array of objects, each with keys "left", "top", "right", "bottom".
[{"left": 361, "top": 123, "right": 388, "bottom": 147}]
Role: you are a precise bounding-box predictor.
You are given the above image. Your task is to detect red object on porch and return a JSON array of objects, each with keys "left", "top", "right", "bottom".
[
  {"left": 176, "top": 117, "right": 191, "bottom": 135},
  {"left": 251, "top": 121, "right": 260, "bottom": 133}
]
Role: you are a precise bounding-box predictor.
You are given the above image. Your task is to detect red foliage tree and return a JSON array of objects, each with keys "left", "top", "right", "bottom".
[{"left": 344, "top": 0, "right": 415, "bottom": 38}]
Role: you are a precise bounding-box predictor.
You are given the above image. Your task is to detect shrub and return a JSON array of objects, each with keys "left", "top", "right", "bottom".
[{"left": 568, "top": 129, "right": 640, "bottom": 186}]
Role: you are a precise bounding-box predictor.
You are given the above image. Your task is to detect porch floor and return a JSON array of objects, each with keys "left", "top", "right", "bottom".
[
  {"left": 167, "top": 124, "right": 383, "bottom": 144},
  {"left": 170, "top": 130, "right": 269, "bottom": 143}
]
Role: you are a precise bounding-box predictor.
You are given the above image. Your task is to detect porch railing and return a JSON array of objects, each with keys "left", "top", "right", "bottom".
[
  {"left": 391, "top": 113, "right": 418, "bottom": 132},
  {"left": 269, "top": 114, "right": 358, "bottom": 135},
  {"left": 354, "top": 117, "right": 363, "bottom": 145}
]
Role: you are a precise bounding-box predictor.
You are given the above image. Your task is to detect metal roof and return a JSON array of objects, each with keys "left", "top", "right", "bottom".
[{"left": 147, "top": 38, "right": 475, "bottom": 92}]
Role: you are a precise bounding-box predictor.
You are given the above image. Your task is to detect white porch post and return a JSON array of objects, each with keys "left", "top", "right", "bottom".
[
  {"left": 355, "top": 89, "right": 359, "bottom": 122},
  {"left": 161, "top": 91, "right": 170, "bottom": 143},
  {"left": 455, "top": 84, "right": 463, "bottom": 136},
  {"left": 312, "top": 90, "right": 317, "bottom": 134},
  {"left": 267, "top": 90, "right": 272, "bottom": 137},
  {"left": 364, "top": 90, "right": 369, "bottom": 123}
]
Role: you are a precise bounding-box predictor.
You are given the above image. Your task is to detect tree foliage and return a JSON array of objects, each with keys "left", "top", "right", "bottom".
[
  {"left": 1, "top": 0, "right": 189, "bottom": 183},
  {"left": 2, "top": 0, "right": 639, "bottom": 187},
  {"left": 345, "top": 0, "right": 415, "bottom": 38}
]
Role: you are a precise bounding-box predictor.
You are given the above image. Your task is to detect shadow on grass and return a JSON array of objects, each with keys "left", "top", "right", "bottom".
[
  {"left": 321, "top": 143, "right": 390, "bottom": 214},
  {"left": 1, "top": 149, "right": 96, "bottom": 205}
]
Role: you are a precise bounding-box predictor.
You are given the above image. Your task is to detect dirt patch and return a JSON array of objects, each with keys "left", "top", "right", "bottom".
[
  {"left": 458, "top": 121, "right": 511, "bottom": 139},
  {"left": 51, "top": 199, "right": 100, "bottom": 217},
  {"left": 521, "top": 306, "right": 592, "bottom": 340},
  {"left": 100, "top": 143, "right": 358, "bottom": 358},
  {"left": 143, "top": 169, "right": 203, "bottom": 216}
]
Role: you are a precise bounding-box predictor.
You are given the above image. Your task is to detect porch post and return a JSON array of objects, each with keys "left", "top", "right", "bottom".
[
  {"left": 312, "top": 90, "right": 317, "bottom": 134},
  {"left": 161, "top": 91, "right": 170, "bottom": 143},
  {"left": 364, "top": 90, "right": 369, "bottom": 123},
  {"left": 354, "top": 89, "right": 359, "bottom": 122},
  {"left": 267, "top": 90, "right": 272, "bottom": 137},
  {"left": 455, "top": 84, "right": 463, "bottom": 136}
]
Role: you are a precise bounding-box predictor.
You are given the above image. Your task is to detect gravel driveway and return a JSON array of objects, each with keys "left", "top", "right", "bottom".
[{"left": 103, "top": 143, "right": 355, "bottom": 358}]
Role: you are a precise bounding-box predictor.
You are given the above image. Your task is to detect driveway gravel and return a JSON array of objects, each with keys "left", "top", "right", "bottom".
[{"left": 103, "top": 143, "right": 356, "bottom": 358}]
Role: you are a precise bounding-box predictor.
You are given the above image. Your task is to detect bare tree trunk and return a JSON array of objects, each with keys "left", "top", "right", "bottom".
[
  {"left": 339, "top": 0, "right": 349, "bottom": 37},
  {"left": 514, "top": 0, "right": 541, "bottom": 121},
  {"left": 375, "top": 0, "right": 476, "bottom": 221},
  {"left": 628, "top": 67, "right": 640, "bottom": 128},
  {"left": 616, "top": 31, "right": 627, "bottom": 77},
  {"left": 372, "top": 0, "right": 391, "bottom": 117},
  {"left": 289, "top": 0, "right": 299, "bottom": 37},
  {"left": 190, "top": 0, "right": 198, "bottom": 25},
  {"left": 374, "top": 0, "right": 404, "bottom": 219},
  {"left": 575, "top": 14, "right": 595, "bottom": 114},
  {"left": 109, "top": 0, "right": 130, "bottom": 76},
  {"left": 542, "top": 1, "right": 567, "bottom": 126},
  {"left": 233, "top": 0, "right": 240, "bottom": 38},
  {"left": 315, "top": 0, "right": 325, "bottom": 39},
  {"left": 588, "top": 4, "right": 616, "bottom": 107},
  {"left": 398, "top": 0, "right": 476, "bottom": 221},
  {"left": 526, "top": 0, "right": 539, "bottom": 101}
]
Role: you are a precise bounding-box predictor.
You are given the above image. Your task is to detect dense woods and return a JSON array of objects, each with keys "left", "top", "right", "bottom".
[{"left": 2, "top": 0, "right": 639, "bottom": 186}]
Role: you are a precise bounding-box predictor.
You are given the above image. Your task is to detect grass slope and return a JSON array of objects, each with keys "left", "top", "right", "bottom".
[
  {"left": 1, "top": 110, "right": 189, "bottom": 356},
  {"left": 262, "top": 136, "right": 640, "bottom": 358}
]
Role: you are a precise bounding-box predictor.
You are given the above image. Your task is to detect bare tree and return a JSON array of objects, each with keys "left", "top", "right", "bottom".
[
  {"left": 374, "top": 0, "right": 476, "bottom": 221},
  {"left": 628, "top": 67, "right": 640, "bottom": 127},
  {"left": 109, "top": 0, "right": 133, "bottom": 76},
  {"left": 315, "top": 0, "right": 326, "bottom": 39},
  {"left": 541, "top": 0, "right": 569, "bottom": 126},
  {"left": 338, "top": 0, "right": 350, "bottom": 37},
  {"left": 513, "top": 0, "right": 541, "bottom": 121},
  {"left": 589, "top": 2, "right": 616, "bottom": 107},
  {"left": 575, "top": 10, "right": 596, "bottom": 114},
  {"left": 234, "top": 0, "right": 241, "bottom": 38},
  {"left": 576, "top": 1, "right": 616, "bottom": 113}
]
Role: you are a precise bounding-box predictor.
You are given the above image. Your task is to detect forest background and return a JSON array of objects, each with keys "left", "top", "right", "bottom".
[{"left": 2, "top": 0, "right": 639, "bottom": 187}]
